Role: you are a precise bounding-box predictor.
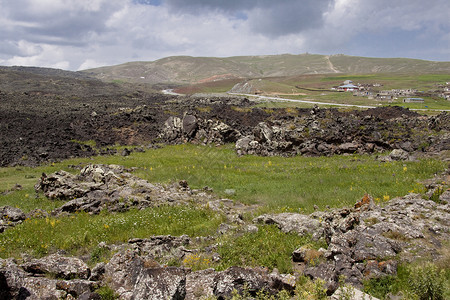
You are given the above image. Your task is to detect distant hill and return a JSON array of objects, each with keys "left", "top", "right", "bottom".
[
  {"left": 0, "top": 66, "right": 93, "bottom": 80},
  {"left": 82, "top": 54, "right": 450, "bottom": 85},
  {"left": 0, "top": 65, "right": 135, "bottom": 96}
]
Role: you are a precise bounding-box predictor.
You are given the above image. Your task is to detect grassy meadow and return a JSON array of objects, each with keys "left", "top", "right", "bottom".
[
  {"left": 1, "top": 144, "right": 445, "bottom": 213},
  {"left": 0, "top": 143, "right": 448, "bottom": 297}
]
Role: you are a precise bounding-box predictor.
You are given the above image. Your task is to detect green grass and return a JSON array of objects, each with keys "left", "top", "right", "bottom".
[
  {"left": 1, "top": 144, "right": 446, "bottom": 213},
  {"left": 0, "top": 143, "right": 447, "bottom": 281},
  {"left": 364, "top": 262, "right": 450, "bottom": 300},
  {"left": 216, "top": 225, "right": 325, "bottom": 273},
  {"left": 0, "top": 205, "right": 225, "bottom": 259}
]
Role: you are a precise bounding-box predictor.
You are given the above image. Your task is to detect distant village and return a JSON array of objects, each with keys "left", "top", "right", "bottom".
[{"left": 332, "top": 80, "right": 450, "bottom": 102}]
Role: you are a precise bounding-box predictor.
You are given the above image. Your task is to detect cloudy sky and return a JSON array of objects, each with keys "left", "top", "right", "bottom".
[{"left": 0, "top": 0, "right": 449, "bottom": 71}]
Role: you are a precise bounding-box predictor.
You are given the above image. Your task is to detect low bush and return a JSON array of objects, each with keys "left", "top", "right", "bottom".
[{"left": 409, "top": 262, "right": 446, "bottom": 300}]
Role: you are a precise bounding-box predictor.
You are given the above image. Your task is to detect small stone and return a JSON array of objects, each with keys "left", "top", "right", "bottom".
[{"left": 224, "top": 189, "right": 235, "bottom": 195}]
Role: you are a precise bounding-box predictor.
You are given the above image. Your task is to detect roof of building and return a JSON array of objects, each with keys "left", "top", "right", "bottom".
[{"left": 339, "top": 84, "right": 359, "bottom": 88}]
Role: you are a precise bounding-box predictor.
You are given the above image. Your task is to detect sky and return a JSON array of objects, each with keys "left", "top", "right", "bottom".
[{"left": 0, "top": 0, "right": 449, "bottom": 71}]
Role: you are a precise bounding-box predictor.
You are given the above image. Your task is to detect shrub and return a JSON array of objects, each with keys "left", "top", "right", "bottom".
[
  {"left": 363, "top": 275, "right": 396, "bottom": 299},
  {"left": 409, "top": 262, "right": 446, "bottom": 300},
  {"left": 95, "top": 285, "right": 119, "bottom": 300},
  {"left": 294, "top": 276, "right": 328, "bottom": 300}
]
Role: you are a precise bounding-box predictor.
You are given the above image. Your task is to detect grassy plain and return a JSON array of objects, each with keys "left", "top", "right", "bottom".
[
  {"left": 0, "top": 144, "right": 448, "bottom": 297},
  {"left": 1, "top": 144, "right": 445, "bottom": 213}
]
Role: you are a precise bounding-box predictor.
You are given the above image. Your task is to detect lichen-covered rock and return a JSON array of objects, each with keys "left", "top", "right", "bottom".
[
  {"left": 21, "top": 253, "right": 90, "bottom": 279},
  {"left": 34, "top": 164, "right": 217, "bottom": 215},
  {"left": 331, "top": 286, "right": 380, "bottom": 300},
  {"left": 253, "top": 192, "right": 450, "bottom": 294},
  {"left": 253, "top": 213, "right": 323, "bottom": 238},
  {"left": 132, "top": 267, "right": 187, "bottom": 300},
  {"left": 185, "top": 269, "right": 216, "bottom": 300},
  {"left": 103, "top": 244, "right": 296, "bottom": 299},
  {"left": 104, "top": 249, "right": 143, "bottom": 299},
  {"left": 0, "top": 205, "right": 26, "bottom": 232},
  {"left": 213, "top": 266, "right": 277, "bottom": 299},
  {"left": 128, "top": 235, "right": 191, "bottom": 265},
  {"left": 1, "top": 257, "right": 95, "bottom": 299},
  {"left": 160, "top": 115, "right": 241, "bottom": 145},
  {"left": 0, "top": 206, "right": 25, "bottom": 222},
  {"left": 231, "top": 107, "right": 449, "bottom": 157},
  {"left": 55, "top": 279, "right": 99, "bottom": 298}
]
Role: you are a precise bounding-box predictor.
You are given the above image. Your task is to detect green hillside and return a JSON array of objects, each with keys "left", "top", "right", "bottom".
[{"left": 83, "top": 54, "right": 450, "bottom": 85}]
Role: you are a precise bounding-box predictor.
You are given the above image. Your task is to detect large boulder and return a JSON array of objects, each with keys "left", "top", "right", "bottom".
[
  {"left": 161, "top": 116, "right": 182, "bottom": 141},
  {"left": 21, "top": 253, "right": 90, "bottom": 279},
  {"left": 253, "top": 213, "right": 323, "bottom": 238},
  {"left": 1, "top": 257, "right": 97, "bottom": 299},
  {"left": 160, "top": 114, "right": 241, "bottom": 145},
  {"left": 182, "top": 114, "right": 198, "bottom": 137},
  {"left": 0, "top": 206, "right": 25, "bottom": 222},
  {"left": 132, "top": 267, "right": 187, "bottom": 300},
  {"left": 213, "top": 266, "right": 277, "bottom": 299}
]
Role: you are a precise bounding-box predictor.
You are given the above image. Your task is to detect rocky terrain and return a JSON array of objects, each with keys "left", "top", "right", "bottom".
[
  {"left": 1, "top": 67, "right": 449, "bottom": 299},
  {"left": 2, "top": 75, "right": 449, "bottom": 168}
]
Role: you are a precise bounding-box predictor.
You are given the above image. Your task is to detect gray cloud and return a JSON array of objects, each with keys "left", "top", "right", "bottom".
[
  {"left": 165, "top": 0, "right": 333, "bottom": 37},
  {"left": 1, "top": 0, "right": 122, "bottom": 45},
  {"left": 0, "top": 0, "right": 448, "bottom": 70}
]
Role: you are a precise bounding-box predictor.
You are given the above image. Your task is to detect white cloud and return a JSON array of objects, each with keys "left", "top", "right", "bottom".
[
  {"left": 77, "top": 58, "right": 106, "bottom": 70},
  {"left": 0, "top": 0, "right": 448, "bottom": 70},
  {"left": 4, "top": 42, "right": 70, "bottom": 69}
]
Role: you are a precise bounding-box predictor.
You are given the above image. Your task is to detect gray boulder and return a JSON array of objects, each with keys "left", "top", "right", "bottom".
[
  {"left": 21, "top": 253, "right": 90, "bottom": 279},
  {"left": 182, "top": 114, "right": 198, "bottom": 137},
  {"left": 0, "top": 206, "right": 26, "bottom": 232},
  {"left": 213, "top": 266, "right": 277, "bottom": 299},
  {"left": 331, "top": 286, "right": 380, "bottom": 300},
  {"left": 185, "top": 269, "right": 216, "bottom": 299},
  {"left": 338, "top": 142, "right": 360, "bottom": 153},
  {"left": 132, "top": 267, "right": 187, "bottom": 300},
  {"left": 1, "top": 257, "right": 96, "bottom": 299},
  {"left": 35, "top": 164, "right": 215, "bottom": 215},
  {"left": 253, "top": 213, "right": 323, "bottom": 238},
  {"left": 0, "top": 206, "right": 25, "bottom": 222},
  {"left": 161, "top": 116, "right": 182, "bottom": 141}
]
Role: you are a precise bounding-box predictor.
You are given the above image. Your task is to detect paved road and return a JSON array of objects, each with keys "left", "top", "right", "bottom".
[
  {"left": 227, "top": 93, "right": 377, "bottom": 108},
  {"left": 227, "top": 93, "right": 450, "bottom": 112},
  {"left": 162, "top": 89, "right": 183, "bottom": 96}
]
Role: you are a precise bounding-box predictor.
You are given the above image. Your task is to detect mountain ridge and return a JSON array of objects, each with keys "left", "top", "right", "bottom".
[{"left": 82, "top": 53, "right": 450, "bottom": 85}]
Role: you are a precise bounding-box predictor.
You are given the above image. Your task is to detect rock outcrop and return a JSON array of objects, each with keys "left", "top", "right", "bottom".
[
  {"left": 103, "top": 247, "right": 294, "bottom": 300},
  {"left": 0, "top": 257, "right": 98, "bottom": 299},
  {"left": 2, "top": 189, "right": 449, "bottom": 298},
  {"left": 255, "top": 193, "right": 450, "bottom": 293},
  {"left": 157, "top": 105, "right": 449, "bottom": 158},
  {"left": 0, "top": 245, "right": 295, "bottom": 299},
  {"left": 34, "top": 164, "right": 216, "bottom": 216},
  {"left": 235, "top": 108, "right": 449, "bottom": 157},
  {"left": 159, "top": 113, "right": 241, "bottom": 145}
]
